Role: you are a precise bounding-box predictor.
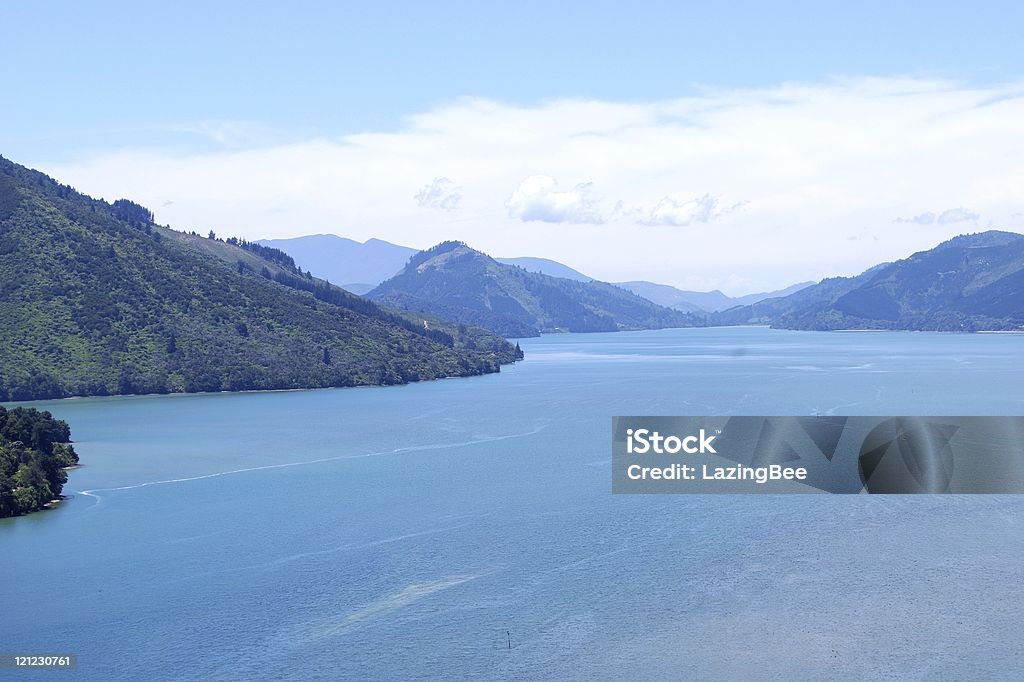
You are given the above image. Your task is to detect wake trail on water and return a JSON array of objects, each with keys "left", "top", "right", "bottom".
[{"left": 75, "top": 424, "right": 550, "bottom": 505}]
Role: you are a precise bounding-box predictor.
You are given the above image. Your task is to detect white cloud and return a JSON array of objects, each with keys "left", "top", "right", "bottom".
[
  {"left": 898, "top": 211, "right": 937, "bottom": 225},
  {"left": 937, "top": 207, "right": 979, "bottom": 224},
  {"left": 35, "top": 76, "right": 1024, "bottom": 293},
  {"left": 638, "top": 194, "right": 746, "bottom": 227},
  {"left": 505, "top": 175, "right": 605, "bottom": 224},
  {"left": 414, "top": 177, "right": 461, "bottom": 211},
  {"left": 896, "top": 207, "right": 980, "bottom": 226}
]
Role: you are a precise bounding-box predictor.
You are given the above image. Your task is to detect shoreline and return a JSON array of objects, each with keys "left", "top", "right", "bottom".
[
  {"left": 0, "top": 466, "right": 80, "bottom": 520},
  {"left": 1, "top": 359, "right": 521, "bottom": 406},
  {"left": 6, "top": 326, "right": 1022, "bottom": 408}
]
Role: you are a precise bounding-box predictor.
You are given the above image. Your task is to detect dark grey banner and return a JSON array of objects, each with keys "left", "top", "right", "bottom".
[{"left": 612, "top": 416, "right": 1024, "bottom": 494}]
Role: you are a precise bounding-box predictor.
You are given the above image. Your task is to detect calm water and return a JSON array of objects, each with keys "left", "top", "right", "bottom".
[{"left": 4, "top": 328, "right": 1024, "bottom": 680}]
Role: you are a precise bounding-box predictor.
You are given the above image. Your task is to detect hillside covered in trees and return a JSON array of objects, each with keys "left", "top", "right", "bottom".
[
  {"left": 369, "top": 241, "right": 701, "bottom": 337},
  {"left": 0, "top": 157, "right": 520, "bottom": 401},
  {"left": 713, "top": 231, "right": 1024, "bottom": 331},
  {"left": 0, "top": 406, "right": 78, "bottom": 518}
]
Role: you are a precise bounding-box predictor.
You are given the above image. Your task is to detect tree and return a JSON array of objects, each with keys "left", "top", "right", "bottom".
[
  {"left": 0, "top": 407, "right": 78, "bottom": 517},
  {"left": 0, "top": 475, "right": 16, "bottom": 517},
  {"left": 111, "top": 198, "right": 154, "bottom": 224}
]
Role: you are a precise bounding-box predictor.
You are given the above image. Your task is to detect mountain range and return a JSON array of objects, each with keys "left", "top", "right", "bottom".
[
  {"left": 258, "top": 233, "right": 809, "bottom": 310},
  {"left": 256, "top": 235, "right": 416, "bottom": 295},
  {"left": 255, "top": 235, "right": 595, "bottom": 293},
  {"left": 615, "top": 280, "right": 815, "bottom": 313},
  {"left": 257, "top": 230, "right": 1024, "bottom": 332},
  {"left": 0, "top": 157, "right": 519, "bottom": 401},
  {"left": 714, "top": 231, "right": 1024, "bottom": 331},
  {"left": 367, "top": 241, "right": 699, "bottom": 337},
  {"left": 4, "top": 154, "right": 1020, "bottom": 407}
]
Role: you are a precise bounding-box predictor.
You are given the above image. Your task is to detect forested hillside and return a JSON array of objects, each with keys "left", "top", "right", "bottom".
[
  {"left": 0, "top": 406, "right": 78, "bottom": 517},
  {"left": 369, "top": 241, "right": 700, "bottom": 337},
  {"left": 714, "top": 231, "right": 1024, "bottom": 330},
  {"left": 0, "top": 157, "right": 520, "bottom": 401}
]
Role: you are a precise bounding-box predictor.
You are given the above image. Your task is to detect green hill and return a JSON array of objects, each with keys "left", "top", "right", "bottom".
[
  {"left": 0, "top": 157, "right": 520, "bottom": 401},
  {"left": 714, "top": 231, "right": 1024, "bottom": 331},
  {"left": 368, "top": 241, "right": 701, "bottom": 337}
]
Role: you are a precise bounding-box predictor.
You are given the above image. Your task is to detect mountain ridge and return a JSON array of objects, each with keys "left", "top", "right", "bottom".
[
  {"left": 257, "top": 235, "right": 597, "bottom": 289},
  {"left": 495, "top": 257, "right": 591, "bottom": 281},
  {"left": 259, "top": 234, "right": 811, "bottom": 308},
  {"left": 256, "top": 234, "right": 416, "bottom": 293},
  {"left": 713, "top": 231, "right": 1024, "bottom": 331},
  {"left": 368, "top": 241, "right": 701, "bottom": 337}
]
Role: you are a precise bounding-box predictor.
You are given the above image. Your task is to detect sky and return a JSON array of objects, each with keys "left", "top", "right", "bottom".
[{"left": 5, "top": 1, "right": 1024, "bottom": 293}]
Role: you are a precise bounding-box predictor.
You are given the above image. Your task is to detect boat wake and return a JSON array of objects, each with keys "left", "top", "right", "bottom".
[{"left": 76, "top": 424, "right": 549, "bottom": 505}]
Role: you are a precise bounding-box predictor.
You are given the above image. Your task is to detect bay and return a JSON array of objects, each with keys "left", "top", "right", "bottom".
[{"left": 3, "top": 327, "right": 1024, "bottom": 680}]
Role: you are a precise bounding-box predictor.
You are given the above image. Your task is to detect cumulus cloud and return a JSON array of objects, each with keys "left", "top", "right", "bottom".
[
  {"left": 638, "top": 194, "right": 746, "bottom": 227},
  {"left": 897, "top": 207, "right": 980, "bottom": 225},
  {"left": 505, "top": 175, "right": 605, "bottom": 224},
  {"left": 414, "top": 177, "right": 462, "bottom": 211}
]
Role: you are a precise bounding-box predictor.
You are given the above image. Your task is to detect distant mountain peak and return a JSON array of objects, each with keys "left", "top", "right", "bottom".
[
  {"left": 369, "top": 241, "right": 699, "bottom": 337},
  {"left": 256, "top": 234, "right": 418, "bottom": 289},
  {"left": 255, "top": 234, "right": 595, "bottom": 289},
  {"left": 495, "top": 256, "right": 592, "bottom": 282},
  {"left": 617, "top": 280, "right": 815, "bottom": 313},
  {"left": 421, "top": 240, "right": 469, "bottom": 256},
  {"left": 407, "top": 240, "right": 475, "bottom": 270}
]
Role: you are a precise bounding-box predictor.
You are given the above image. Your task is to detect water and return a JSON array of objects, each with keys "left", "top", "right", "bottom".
[{"left": 3, "top": 328, "right": 1024, "bottom": 680}]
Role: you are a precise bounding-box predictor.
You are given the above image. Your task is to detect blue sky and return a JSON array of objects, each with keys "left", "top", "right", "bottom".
[
  {"left": 6, "top": 2, "right": 1024, "bottom": 292},
  {"left": 7, "top": 1, "right": 1022, "bottom": 159}
]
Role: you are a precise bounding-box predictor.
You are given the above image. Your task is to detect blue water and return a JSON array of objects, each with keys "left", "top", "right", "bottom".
[{"left": 4, "top": 328, "right": 1024, "bottom": 680}]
